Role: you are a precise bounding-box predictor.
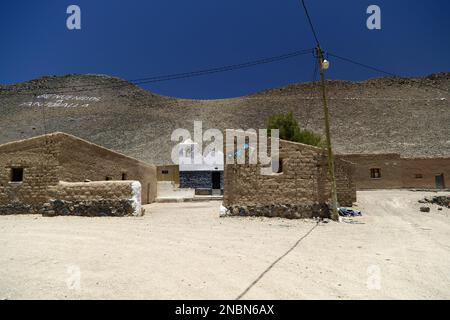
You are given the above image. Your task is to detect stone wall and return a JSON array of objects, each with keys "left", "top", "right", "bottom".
[
  {"left": 43, "top": 180, "right": 142, "bottom": 217},
  {"left": 223, "top": 135, "right": 356, "bottom": 219}
]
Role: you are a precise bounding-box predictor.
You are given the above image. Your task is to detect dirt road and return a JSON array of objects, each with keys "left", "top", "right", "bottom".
[{"left": 0, "top": 190, "right": 449, "bottom": 299}]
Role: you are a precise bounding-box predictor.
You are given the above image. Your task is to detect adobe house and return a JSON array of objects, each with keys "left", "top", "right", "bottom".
[
  {"left": 341, "top": 154, "right": 450, "bottom": 190},
  {"left": 156, "top": 164, "right": 180, "bottom": 185},
  {"left": 0, "top": 132, "right": 157, "bottom": 215},
  {"left": 223, "top": 133, "right": 356, "bottom": 219}
]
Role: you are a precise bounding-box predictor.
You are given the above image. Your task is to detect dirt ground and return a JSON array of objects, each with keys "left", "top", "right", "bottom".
[{"left": 0, "top": 190, "right": 449, "bottom": 300}]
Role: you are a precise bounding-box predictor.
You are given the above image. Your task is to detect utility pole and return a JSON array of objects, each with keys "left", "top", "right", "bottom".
[{"left": 316, "top": 46, "right": 339, "bottom": 221}]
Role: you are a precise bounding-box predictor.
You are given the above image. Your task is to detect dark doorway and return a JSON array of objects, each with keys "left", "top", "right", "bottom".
[
  {"left": 212, "top": 171, "right": 221, "bottom": 189},
  {"left": 435, "top": 174, "right": 445, "bottom": 189}
]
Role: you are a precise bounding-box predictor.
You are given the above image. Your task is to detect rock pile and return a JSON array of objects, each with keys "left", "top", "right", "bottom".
[
  {"left": 0, "top": 202, "right": 35, "bottom": 215},
  {"left": 42, "top": 199, "right": 137, "bottom": 217},
  {"left": 225, "top": 203, "right": 330, "bottom": 219},
  {"left": 419, "top": 196, "right": 450, "bottom": 209}
]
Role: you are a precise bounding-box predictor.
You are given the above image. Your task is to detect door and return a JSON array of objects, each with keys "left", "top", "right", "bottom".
[
  {"left": 212, "top": 171, "right": 221, "bottom": 189},
  {"left": 435, "top": 174, "right": 444, "bottom": 189}
]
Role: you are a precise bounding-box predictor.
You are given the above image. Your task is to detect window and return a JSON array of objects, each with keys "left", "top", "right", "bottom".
[
  {"left": 10, "top": 168, "right": 24, "bottom": 182},
  {"left": 370, "top": 168, "right": 381, "bottom": 179},
  {"left": 161, "top": 170, "right": 169, "bottom": 174},
  {"left": 415, "top": 174, "right": 423, "bottom": 179},
  {"left": 105, "top": 176, "right": 112, "bottom": 181},
  {"left": 121, "top": 173, "right": 127, "bottom": 180}
]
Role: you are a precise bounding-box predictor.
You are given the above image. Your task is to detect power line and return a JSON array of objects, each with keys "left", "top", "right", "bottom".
[
  {"left": 297, "top": 1, "right": 446, "bottom": 95},
  {"left": 328, "top": 52, "right": 396, "bottom": 76},
  {"left": 298, "top": 0, "right": 320, "bottom": 47},
  {"left": 0, "top": 48, "right": 314, "bottom": 96},
  {"left": 130, "top": 49, "right": 314, "bottom": 83},
  {"left": 327, "top": 52, "right": 450, "bottom": 94}
]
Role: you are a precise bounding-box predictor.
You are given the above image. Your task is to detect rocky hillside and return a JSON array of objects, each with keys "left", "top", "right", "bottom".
[{"left": 1, "top": 73, "right": 449, "bottom": 165}]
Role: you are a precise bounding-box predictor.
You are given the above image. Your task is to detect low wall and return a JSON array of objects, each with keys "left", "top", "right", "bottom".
[{"left": 43, "top": 180, "right": 143, "bottom": 217}]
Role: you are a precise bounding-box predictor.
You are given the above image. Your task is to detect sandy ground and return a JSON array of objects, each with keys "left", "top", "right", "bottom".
[{"left": 0, "top": 190, "right": 449, "bottom": 300}]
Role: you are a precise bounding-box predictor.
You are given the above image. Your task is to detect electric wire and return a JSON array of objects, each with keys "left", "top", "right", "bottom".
[{"left": 0, "top": 49, "right": 314, "bottom": 96}]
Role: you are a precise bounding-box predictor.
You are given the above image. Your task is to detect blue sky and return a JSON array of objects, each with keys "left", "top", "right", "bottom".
[{"left": 1, "top": 0, "right": 449, "bottom": 99}]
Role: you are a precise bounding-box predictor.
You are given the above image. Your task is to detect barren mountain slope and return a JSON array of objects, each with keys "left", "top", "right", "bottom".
[{"left": 0, "top": 73, "right": 449, "bottom": 165}]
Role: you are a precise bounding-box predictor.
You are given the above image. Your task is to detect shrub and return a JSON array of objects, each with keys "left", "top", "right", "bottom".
[{"left": 266, "top": 112, "right": 324, "bottom": 147}]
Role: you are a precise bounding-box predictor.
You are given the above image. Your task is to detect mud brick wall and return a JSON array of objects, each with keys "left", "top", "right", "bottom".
[
  {"left": 400, "top": 158, "right": 450, "bottom": 189},
  {"left": 341, "top": 154, "right": 450, "bottom": 190},
  {"left": 55, "top": 134, "right": 157, "bottom": 204},
  {"left": 223, "top": 133, "right": 356, "bottom": 219},
  {"left": 44, "top": 180, "right": 142, "bottom": 217},
  {"left": 0, "top": 135, "right": 60, "bottom": 214},
  {"left": 334, "top": 157, "right": 357, "bottom": 206},
  {"left": 341, "top": 153, "right": 403, "bottom": 189},
  {"left": 157, "top": 164, "right": 180, "bottom": 185}
]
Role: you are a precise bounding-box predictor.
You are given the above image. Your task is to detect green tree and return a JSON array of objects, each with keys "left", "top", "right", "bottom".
[{"left": 266, "top": 112, "right": 323, "bottom": 147}]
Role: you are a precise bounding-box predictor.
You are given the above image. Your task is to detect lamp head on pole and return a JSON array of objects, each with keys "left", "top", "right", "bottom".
[{"left": 321, "top": 59, "right": 330, "bottom": 70}]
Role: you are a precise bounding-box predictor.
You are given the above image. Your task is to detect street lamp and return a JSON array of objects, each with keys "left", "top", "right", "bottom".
[{"left": 316, "top": 47, "right": 339, "bottom": 221}]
